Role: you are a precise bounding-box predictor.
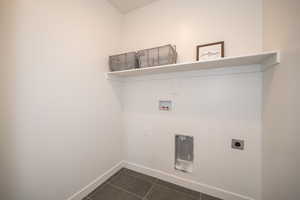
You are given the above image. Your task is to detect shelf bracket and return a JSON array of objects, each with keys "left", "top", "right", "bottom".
[
  {"left": 105, "top": 73, "right": 123, "bottom": 82},
  {"left": 261, "top": 51, "right": 280, "bottom": 71}
]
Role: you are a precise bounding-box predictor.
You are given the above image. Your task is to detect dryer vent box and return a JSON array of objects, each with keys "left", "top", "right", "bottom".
[{"left": 175, "top": 135, "right": 194, "bottom": 173}]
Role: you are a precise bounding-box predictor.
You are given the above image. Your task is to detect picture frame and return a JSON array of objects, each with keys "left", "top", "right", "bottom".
[{"left": 196, "top": 41, "right": 225, "bottom": 61}]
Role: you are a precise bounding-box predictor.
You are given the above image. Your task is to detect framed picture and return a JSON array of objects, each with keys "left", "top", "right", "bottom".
[{"left": 196, "top": 41, "right": 224, "bottom": 61}]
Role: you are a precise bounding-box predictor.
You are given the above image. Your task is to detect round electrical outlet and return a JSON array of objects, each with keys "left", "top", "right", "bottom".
[{"left": 232, "top": 139, "right": 244, "bottom": 150}]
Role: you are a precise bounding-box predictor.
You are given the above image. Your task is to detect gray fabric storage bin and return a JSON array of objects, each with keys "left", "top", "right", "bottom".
[
  {"left": 137, "top": 44, "right": 177, "bottom": 68},
  {"left": 109, "top": 52, "right": 137, "bottom": 72}
]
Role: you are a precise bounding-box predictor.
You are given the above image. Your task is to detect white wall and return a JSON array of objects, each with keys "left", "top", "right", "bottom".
[
  {"left": 262, "top": 0, "right": 300, "bottom": 199},
  {"left": 0, "top": 1, "right": 15, "bottom": 199},
  {"left": 2, "top": 0, "right": 123, "bottom": 199},
  {"left": 121, "top": 0, "right": 262, "bottom": 62},
  {"left": 5, "top": 0, "right": 298, "bottom": 200},
  {"left": 120, "top": 1, "right": 263, "bottom": 199},
  {"left": 121, "top": 68, "right": 262, "bottom": 200}
]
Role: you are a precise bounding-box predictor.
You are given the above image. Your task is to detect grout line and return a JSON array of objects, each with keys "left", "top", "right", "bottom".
[
  {"left": 142, "top": 183, "right": 155, "bottom": 200},
  {"left": 143, "top": 185, "right": 154, "bottom": 199},
  {"left": 108, "top": 183, "right": 143, "bottom": 199},
  {"left": 90, "top": 167, "right": 202, "bottom": 200},
  {"left": 106, "top": 172, "right": 121, "bottom": 184},
  {"left": 84, "top": 170, "right": 123, "bottom": 200},
  {"left": 152, "top": 182, "right": 200, "bottom": 200},
  {"left": 122, "top": 168, "right": 200, "bottom": 200},
  {"left": 122, "top": 168, "right": 158, "bottom": 184}
]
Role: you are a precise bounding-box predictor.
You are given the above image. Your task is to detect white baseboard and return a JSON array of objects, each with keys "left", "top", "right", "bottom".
[
  {"left": 123, "top": 161, "right": 255, "bottom": 200},
  {"left": 67, "top": 161, "right": 124, "bottom": 200},
  {"left": 67, "top": 161, "right": 255, "bottom": 200}
]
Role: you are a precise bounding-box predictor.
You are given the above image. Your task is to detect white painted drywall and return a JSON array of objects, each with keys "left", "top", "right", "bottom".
[
  {"left": 1, "top": 0, "right": 123, "bottom": 199},
  {"left": 122, "top": 0, "right": 262, "bottom": 199},
  {"left": 5, "top": 0, "right": 297, "bottom": 199},
  {"left": 121, "top": 67, "right": 263, "bottom": 200},
  {"left": 121, "top": 0, "right": 262, "bottom": 62},
  {"left": 262, "top": 0, "right": 300, "bottom": 199},
  {"left": 120, "top": 0, "right": 263, "bottom": 199},
  {"left": 108, "top": 0, "right": 158, "bottom": 13},
  {"left": 0, "top": 1, "right": 16, "bottom": 199}
]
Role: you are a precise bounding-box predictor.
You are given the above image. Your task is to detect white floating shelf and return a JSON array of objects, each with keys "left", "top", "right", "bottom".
[{"left": 106, "top": 51, "right": 280, "bottom": 78}]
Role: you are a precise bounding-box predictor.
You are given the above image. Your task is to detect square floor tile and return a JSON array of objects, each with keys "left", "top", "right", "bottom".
[
  {"left": 155, "top": 179, "right": 200, "bottom": 199},
  {"left": 146, "top": 185, "right": 196, "bottom": 200},
  {"left": 110, "top": 171, "right": 152, "bottom": 197},
  {"left": 88, "top": 184, "right": 141, "bottom": 200},
  {"left": 202, "top": 193, "right": 222, "bottom": 200},
  {"left": 123, "top": 168, "right": 157, "bottom": 183},
  {"left": 84, "top": 168, "right": 223, "bottom": 200},
  {"left": 104, "top": 168, "right": 125, "bottom": 183}
]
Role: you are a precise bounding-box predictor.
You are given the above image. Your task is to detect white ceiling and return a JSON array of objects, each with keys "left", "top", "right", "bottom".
[{"left": 108, "top": 0, "right": 158, "bottom": 14}]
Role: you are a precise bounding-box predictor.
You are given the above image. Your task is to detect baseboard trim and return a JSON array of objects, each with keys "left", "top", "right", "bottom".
[
  {"left": 67, "top": 161, "right": 124, "bottom": 200},
  {"left": 123, "top": 161, "right": 255, "bottom": 200}
]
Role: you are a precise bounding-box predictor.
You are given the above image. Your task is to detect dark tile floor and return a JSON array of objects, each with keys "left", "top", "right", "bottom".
[{"left": 84, "top": 168, "right": 222, "bottom": 200}]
